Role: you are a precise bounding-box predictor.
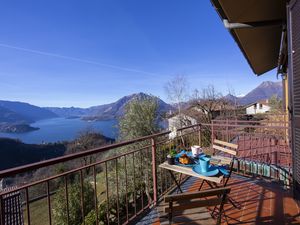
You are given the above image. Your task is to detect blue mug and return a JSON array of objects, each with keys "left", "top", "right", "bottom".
[{"left": 199, "top": 157, "right": 210, "bottom": 172}]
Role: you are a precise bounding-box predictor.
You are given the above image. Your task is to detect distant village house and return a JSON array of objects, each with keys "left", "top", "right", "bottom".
[
  {"left": 245, "top": 100, "right": 270, "bottom": 115},
  {"left": 167, "top": 114, "right": 197, "bottom": 131}
]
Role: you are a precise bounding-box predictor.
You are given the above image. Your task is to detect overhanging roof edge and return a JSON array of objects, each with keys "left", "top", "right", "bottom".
[{"left": 210, "top": 0, "right": 277, "bottom": 76}]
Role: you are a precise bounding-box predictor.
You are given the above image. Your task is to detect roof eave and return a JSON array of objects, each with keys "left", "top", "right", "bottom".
[{"left": 210, "top": 0, "right": 283, "bottom": 76}]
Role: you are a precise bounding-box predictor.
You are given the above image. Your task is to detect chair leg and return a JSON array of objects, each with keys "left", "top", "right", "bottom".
[
  {"left": 212, "top": 205, "right": 218, "bottom": 218},
  {"left": 217, "top": 193, "right": 227, "bottom": 225},
  {"left": 228, "top": 196, "right": 240, "bottom": 209},
  {"left": 168, "top": 201, "right": 173, "bottom": 225},
  {"left": 168, "top": 213, "right": 172, "bottom": 225}
]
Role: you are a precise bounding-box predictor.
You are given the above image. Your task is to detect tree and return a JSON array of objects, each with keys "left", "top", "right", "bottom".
[
  {"left": 164, "top": 75, "right": 190, "bottom": 146},
  {"left": 191, "top": 85, "right": 232, "bottom": 123},
  {"left": 65, "top": 131, "right": 113, "bottom": 174},
  {"left": 164, "top": 75, "right": 189, "bottom": 128},
  {"left": 118, "top": 95, "right": 160, "bottom": 140},
  {"left": 59, "top": 130, "right": 114, "bottom": 177},
  {"left": 226, "top": 85, "right": 240, "bottom": 117},
  {"left": 269, "top": 94, "right": 283, "bottom": 113},
  {"left": 53, "top": 181, "right": 94, "bottom": 225}
]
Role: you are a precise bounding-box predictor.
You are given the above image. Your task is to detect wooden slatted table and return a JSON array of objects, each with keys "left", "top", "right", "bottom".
[{"left": 159, "top": 161, "right": 224, "bottom": 193}]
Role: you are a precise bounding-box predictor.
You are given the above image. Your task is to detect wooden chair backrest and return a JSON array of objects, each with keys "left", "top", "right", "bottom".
[
  {"left": 164, "top": 187, "right": 230, "bottom": 225},
  {"left": 2, "top": 190, "right": 24, "bottom": 225},
  {"left": 212, "top": 139, "right": 238, "bottom": 156}
]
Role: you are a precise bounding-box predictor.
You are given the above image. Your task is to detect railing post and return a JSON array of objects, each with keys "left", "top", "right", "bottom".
[
  {"left": 151, "top": 138, "right": 158, "bottom": 205},
  {"left": 211, "top": 121, "right": 214, "bottom": 145},
  {"left": 226, "top": 119, "right": 229, "bottom": 142},
  {"left": 275, "top": 151, "right": 279, "bottom": 165},
  {"left": 0, "top": 195, "right": 3, "bottom": 225},
  {"left": 198, "top": 124, "right": 202, "bottom": 147}
]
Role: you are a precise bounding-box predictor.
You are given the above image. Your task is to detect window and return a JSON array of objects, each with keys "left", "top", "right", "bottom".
[{"left": 259, "top": 104, "right": 263, "bottom": 109}]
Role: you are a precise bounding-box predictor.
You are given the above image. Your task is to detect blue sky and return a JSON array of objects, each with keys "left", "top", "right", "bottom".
[{"left": 0, "top": 0, "right": 278, "bottom": 107}]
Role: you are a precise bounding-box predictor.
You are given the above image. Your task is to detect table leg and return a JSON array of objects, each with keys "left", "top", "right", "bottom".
[
  {"left": 168, "top": 171, "right": 183, "bottom": 193},
  {"left": 177, "top": 173, "right": 183, "bottom": 193},
  {"left": 198, "top": 180, "right": 205, "bottom": 191},
  {"left": 205, "top": 180, "right": 215, "bottom": 189}
]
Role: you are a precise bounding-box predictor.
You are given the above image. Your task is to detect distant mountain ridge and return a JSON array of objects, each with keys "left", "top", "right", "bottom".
[
  {"left": 225, "top": 81, "right": 282, "bottom": 105},
  {"left": 46, "top": 93, "right": 173, "bottom": 120},
  {"left": 0, "top": 106, "right": 29, "bottom": 124},
  {"left": 0, "top": 100, "right": 57, "bottom": 132},
  {"left": 44, "top": 106, "right": 88, "bottom": 118},
  {"left": 0, "top": 100, "right": 57, "bottom": 123},
  {"left": 0, "top": 82, "right": 281, "bottom": 129}
]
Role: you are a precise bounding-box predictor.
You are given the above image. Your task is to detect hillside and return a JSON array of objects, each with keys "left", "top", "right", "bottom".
[
  {"left": 47, "top": 92, "right": 173, "bottom": 120},
  {"left": 85, "top": 92, "right": 173, "bottom": 120},
  {"left": 225, "top": 81, "right": 282, "bottom": 105},
  {"left": 44, "top": 106, "right": 88, "bottom": 118},
  {"left": 0, "top": 138, "right": 66, "bottom": 170},
  {"left": 0, "top": 131, "right": 115, "bottom": 171},
  {"left": 240, "top": 81, "right": 282, "bottom": 105},
  {"left": 0, "top": 106, "right": 29, "bottom": 123},
  {"left": 0, "top": 100, "right": 57, "bottom": 123}
]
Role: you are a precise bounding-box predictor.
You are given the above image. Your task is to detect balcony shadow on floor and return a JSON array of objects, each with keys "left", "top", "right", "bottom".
[
  {"left": 217, "top": 175, "right": 300, "bottom": 225},
  {"left": 136, "top": 174, "right": 300, "bottom": 225}
]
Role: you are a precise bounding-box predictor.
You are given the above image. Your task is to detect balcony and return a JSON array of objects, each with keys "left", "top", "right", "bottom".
[
  {"left": 0, "top": 119, "right": 299, "bottom": 225},
  {"left": 145, "top": 174, "right": 300, "bottom": 225}
]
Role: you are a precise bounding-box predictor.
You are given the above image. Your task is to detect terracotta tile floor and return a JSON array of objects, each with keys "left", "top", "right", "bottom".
[{"left": 150, "top": 174, "right": 300, "bottom": 225}]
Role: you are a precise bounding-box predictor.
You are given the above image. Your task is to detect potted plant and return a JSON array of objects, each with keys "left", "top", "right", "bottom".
[{"left": 167, "top": 149, "right": 177, "bottom": 165}]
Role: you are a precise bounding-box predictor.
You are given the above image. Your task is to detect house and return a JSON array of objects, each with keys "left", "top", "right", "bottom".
[
  {"left": 245, "top": 99, "right": 270, "bottom": 114},
  {"left": 167, "top": 113, "right": 197, "bottom": 131}
]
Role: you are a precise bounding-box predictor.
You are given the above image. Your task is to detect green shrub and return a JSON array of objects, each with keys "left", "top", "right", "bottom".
[{"left": 53, "top": 181, "right": 94, "bottom": 225}]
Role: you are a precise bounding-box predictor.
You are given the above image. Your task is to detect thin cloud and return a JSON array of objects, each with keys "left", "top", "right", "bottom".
[{"left": 0, "top": 43, "right": 160, "bottom": 76}]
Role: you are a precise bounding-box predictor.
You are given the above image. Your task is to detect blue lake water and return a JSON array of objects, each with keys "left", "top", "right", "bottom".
[{"left": 0, "top": 118, "right": 118, "bottom": 144}]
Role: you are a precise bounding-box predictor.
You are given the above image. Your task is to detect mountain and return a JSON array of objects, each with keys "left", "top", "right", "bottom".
[
  {"left": 0, "top": 100, "right": 57, "bottom": 123},
  {"left": 225, "top": 81, "right": 283, "bottom": 105},
  {"left": 44, "top": 106, "right": 88, "bottom": 118},
  {"left": 86, "top": 92, "right": 173, "bottom": 120},
  {"left": 240, "top": 81, "right": 282, "bottom": 105},
  {"left": 46, "top": 93, "right": 174, "bottom": 120},
  {"left": 0, "top": 106, "right": 29, "bottom": 123},
  {"left": 224, "top": 94, "right": 239, "bottom": 104}
]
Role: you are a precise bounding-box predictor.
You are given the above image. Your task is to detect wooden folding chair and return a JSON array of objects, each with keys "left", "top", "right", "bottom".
[
  {"left": 1, "top": 189, "right": 24, "bottom": 225},
  {"left": 164, "top": 187, "right": 231, "bottom": 225},
  {"left": 198, "top": 139, "right": 239, "bottom": 209},
  {"left": 212, "top": 139, "right": 238, "bottom": 186}
]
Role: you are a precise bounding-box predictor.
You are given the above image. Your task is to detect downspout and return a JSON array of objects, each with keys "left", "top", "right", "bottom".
[{"left": 223, "top": 19, "right": 283, "bottom": 30}]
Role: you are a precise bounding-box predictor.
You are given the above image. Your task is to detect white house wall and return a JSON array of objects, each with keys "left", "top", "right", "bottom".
[
  {"left": 168, "top": 115, "right": 197, "bottom": 130},
  {"left": 246, "top": 104, "right": 271, "bottom": 114}
]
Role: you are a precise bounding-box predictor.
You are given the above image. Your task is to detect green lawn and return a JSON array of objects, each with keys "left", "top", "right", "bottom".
[{"left": 23, "top": 197, "right": 52, "bottom": 225}]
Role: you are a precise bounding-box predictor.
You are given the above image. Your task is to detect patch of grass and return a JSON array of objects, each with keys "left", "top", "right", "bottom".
[
  {"left": 23, "top": 172, "right": 107, "bottom": 225},
  {"left": 23, "top": 196, "right": 52, "bottom": 225}
]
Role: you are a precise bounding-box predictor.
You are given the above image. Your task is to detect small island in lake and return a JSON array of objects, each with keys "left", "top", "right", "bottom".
[{"left": 0, "top": 123, "right": 39, "bottom": 133}]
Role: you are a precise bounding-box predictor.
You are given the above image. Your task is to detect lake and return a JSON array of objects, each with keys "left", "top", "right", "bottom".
[{"left": 0, "top": 118, "right": 118, "bottom": 144}]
